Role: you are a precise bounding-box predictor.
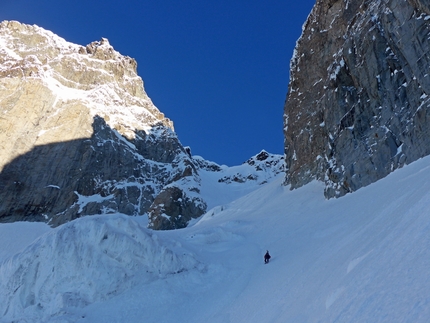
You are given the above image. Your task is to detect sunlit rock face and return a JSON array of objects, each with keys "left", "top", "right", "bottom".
[
  {"left": 284, "top": 0, "right": 430, "bottom": 198},
  {"left": 0, "top": 20, "right": 205, "bottom": 228}
]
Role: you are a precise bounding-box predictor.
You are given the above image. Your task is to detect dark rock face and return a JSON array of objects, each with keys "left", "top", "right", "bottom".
[
  {"left": 284, "top": 0, "right": 430, "bottom": 198},
  {"left": 148, "top": 186, "right": 206, "bottom": 230},
  {"left": 0, "top": 116, "right": 205, "bottom": 228}
]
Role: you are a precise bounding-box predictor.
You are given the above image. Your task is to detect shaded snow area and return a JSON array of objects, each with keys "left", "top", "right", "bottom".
[{"left": 2, "top": 155, "right": 430, "bottom": 322}]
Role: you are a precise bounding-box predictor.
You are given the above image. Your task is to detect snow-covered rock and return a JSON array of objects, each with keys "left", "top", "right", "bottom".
[
  {"left": 0, "top": 20, "right": 205, "bottom": 229},
  {"left": 284, "top": 0, "right": 430, "bottom": 198},
  {"left": 218, "top": 150, "right": 284, "bottom": 185}
]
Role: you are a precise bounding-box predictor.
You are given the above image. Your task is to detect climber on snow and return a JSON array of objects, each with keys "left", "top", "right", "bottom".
[{"left": 264, "top": 250, "right": 271, "bottom": 264}]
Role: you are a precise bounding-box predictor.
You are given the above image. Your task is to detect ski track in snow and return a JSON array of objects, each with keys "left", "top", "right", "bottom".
[{"left": 1, "top": 156, "right": 430, "bottom": 322}]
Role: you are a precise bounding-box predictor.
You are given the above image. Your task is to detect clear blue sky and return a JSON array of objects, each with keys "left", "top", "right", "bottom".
[{"left": 1, "top": 0, "right": 315, "bottom": 166}]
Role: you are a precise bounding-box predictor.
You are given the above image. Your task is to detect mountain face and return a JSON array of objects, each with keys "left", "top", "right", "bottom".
[
  {"left": 0, "top": 20, "right": 205, "bottom": 229},
  {"left": 284, "top": 0, "right": 430, "bottom": 198},
  {"left": 0, "top": 21, "right": 283, "bottom": 229}
]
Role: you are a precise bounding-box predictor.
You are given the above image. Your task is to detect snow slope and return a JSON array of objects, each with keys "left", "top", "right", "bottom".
[{"left": 1, "top": 155, "right": 430, "bottom": 322}]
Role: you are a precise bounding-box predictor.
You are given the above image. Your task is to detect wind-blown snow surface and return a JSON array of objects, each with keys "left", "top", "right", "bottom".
[{"left": 1, "top": 155, "right": 430, "bottom": 322}]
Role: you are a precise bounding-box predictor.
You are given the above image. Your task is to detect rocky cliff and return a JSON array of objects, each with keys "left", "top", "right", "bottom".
[
  {"left": 0, "top": 20, "right": 205, "bottom": 229},
  {"left": 284, "top": 0, "right": 430, "bottom": 198},
  {"left": 0, "top": 21, "right": 284, "bottom": 230}
]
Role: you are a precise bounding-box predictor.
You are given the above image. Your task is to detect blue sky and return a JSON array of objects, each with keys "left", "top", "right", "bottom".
[{"left": 1, "top": 0, "right": 315, "bottom": 166}]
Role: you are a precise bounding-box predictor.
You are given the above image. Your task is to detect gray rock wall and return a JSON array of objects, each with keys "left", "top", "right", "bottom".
[
  {"left": 0, "top": 116, "right": 206, "bottom": 228},
  {"left": 284, "top": 0, "right": 430, "bottom": 198}
]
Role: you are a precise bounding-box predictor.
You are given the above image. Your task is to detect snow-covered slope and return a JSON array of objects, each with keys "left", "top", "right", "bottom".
[
  {"left": 195, "top": 150, "right": 285, "bottom": 211},
  {"left": 1, "top": 154, "right": 430, "bottom": 322}
]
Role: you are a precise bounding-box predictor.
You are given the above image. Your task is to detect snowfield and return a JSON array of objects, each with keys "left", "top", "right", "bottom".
[{"left": 1, "top": 155, "right": 430, "bottom": 322}]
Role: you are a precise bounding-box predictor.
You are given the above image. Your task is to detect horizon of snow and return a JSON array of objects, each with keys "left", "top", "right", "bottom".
[{"left": 1, "top": 155, "right": 430, "bottom": 322}]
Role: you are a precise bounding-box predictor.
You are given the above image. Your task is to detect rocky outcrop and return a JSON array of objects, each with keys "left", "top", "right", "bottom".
[
  {"left": 284, "top": 0, "right": 430, "bottom": 198},
  {"left": 148, "top": 186, "right": 206, "bottom": 230},
  {"left": 218, "top": 150, "right": 285, "bottom": 185},
  {"left": 0, "top": 20, "right": 205, "bottom": 229}
]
